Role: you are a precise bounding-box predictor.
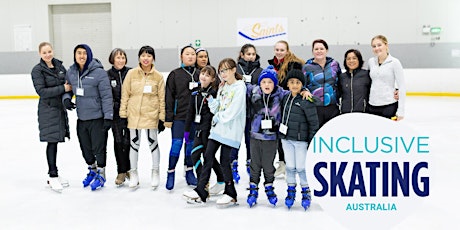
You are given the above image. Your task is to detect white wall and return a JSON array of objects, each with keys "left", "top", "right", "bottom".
[
  {"left": 3, "top": 69, "right": 460, "bottom": 97},
  {"left": 1, "top": 0, "right": 460, "bottom": 52}
]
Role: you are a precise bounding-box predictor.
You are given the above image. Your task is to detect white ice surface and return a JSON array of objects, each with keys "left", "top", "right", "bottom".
[{"left": 0, "top": 97, "right": 458, "bottom": 230}]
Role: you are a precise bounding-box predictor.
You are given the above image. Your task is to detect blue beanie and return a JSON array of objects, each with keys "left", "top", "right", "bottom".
[{"left": 258, "top": 65, "right": 278, "bottom": 86}]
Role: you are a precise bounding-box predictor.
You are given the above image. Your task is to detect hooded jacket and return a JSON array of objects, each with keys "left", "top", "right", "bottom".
[
  {"left": 31, "top": 58, "right": 70, "bottom": 142},
  {"left": 63, "top": 44, "right": 113, "bottom": 121}
]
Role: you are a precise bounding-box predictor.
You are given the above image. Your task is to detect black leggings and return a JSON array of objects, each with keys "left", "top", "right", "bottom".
[
  {"left": 368, "top": 102, "right": 398, "bottom": 119},
  {"left": 46, "top": 142, "right": 58, "bottom": 177}
]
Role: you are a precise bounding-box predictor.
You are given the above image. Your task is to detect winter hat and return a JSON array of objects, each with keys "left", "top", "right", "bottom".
[
  {"left": 285, "top": 69, "right": 306, "bottom": 86},
  {"left": 258, "top": 65, "right": 278, "bottom": 86},
  {"left": 73, "top": 44, "right": 93, "bottom": 73}
]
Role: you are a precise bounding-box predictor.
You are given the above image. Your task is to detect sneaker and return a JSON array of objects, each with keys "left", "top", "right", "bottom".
[
  {"left": 183, "top": 190, "right": 204, "bottom": 204},
  {"left": 216, "top": 194, "right": 237, "bottom": 207},
  {"left": 58, "top": 176, "right": 69, "bottom": 187},
  {"left": 274, "top": 161, "right": 286, "bottom": 177},
  {"left": 151, "top": 169, "right": 160, "bottom": 189},
  {"left": 208, "top": 182, "right": 225, "bottom": 195},
  {"left": 48, "top": 177, "right": 63, "bottom": 192},
  {"left": 129, "top": 169, "right": 139, "bottom": 188},
  {"left": 115, "top": 173, "right": 127, "bottom": 186}
]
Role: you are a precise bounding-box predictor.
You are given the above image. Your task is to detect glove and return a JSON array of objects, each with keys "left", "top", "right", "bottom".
[
  {"left": 103, "top": 119, "right": 112, "bottom": 132},
  {"left": 158, "top": 120, "right": 165, "bottom": 133},
  {"left": 63, "top": 98, "right": 76, "bottom": 110},
  {"left": 164, "top": 121, "right": 173, "bottom": 128},
  {"left": 184, "top": 131, "right": 190, "bottom": 144},
  {"left": 120, "top": 118, "right": 128, "bottom": 128}
]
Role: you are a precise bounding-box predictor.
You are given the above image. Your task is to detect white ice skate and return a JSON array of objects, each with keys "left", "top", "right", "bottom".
[
  {"left": 208, "top": 182, "right": 225, "bottom": 195},
  {"left": 216, "top": 194, "right": 238, "bottom": 208},
  {"left": 183, "top": 190, "right": 205, "bottom": 205},
  {"left": 129, "top": 169, "right": 139, "bottom": 189},
  {"left": 48, "top": 177, "right": 63, "bottom": 193},
  {"left": 151, "top": 169, "right": 160, "bottom": 190},
  {"left": 58, "top": 176, "right": 69, "bottom": 187}
]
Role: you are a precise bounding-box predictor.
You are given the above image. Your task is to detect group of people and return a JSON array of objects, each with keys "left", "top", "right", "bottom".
[{"left": 31, "top": 34, "right": 405, "bottom": 210}]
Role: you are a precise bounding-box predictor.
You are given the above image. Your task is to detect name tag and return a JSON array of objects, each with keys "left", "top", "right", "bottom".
[
  {"left": 279, "top": 123, "right": 288, "bottom": 135},
  {"left": 111, "top": 80, "right": 117, "bottom": 87},
  {"left": 243, "top": 75, "right": 252, "bottom": 83},
  {"left": 261, "top": 119, "right": 272, "bottom": 129},
  {"left": 189, "top": 82, "right": 198, "bottom": 90},
  {"left": 143, "top": 85, "right": 152, "bottom": 93},
  {"left": 194, "top": 115, "right": 201, "bottom": 123},
  {"left": 76, "top": 88, "right": 84, "bottom": 96}
]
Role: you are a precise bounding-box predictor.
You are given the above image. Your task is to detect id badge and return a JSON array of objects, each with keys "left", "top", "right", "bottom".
[
  {"left": 189, "top": 82, "right": 198, "bottom": 90},
  {"left": 279, "top": 123, "right": 288, "bottom": 135},
  {"left": 76, "top": 88, "right": 84, "bottom": 96},
  {"left": 111, "top": 80, "right": 117, "bottom": 87},
  {"left": 261, "top": 119, "right": 272, "bottom": 129},
  {"left": 143, "top": 85, "right": 152, "bottom": 93},
  {"left": 243, "top": 75, "right": 251, "bottom": 83},
  {"left": 194, "top": 115, "right": 201, "bottom": 123}
]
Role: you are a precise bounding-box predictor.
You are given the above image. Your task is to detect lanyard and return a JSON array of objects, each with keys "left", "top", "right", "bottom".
[
  {"left": 238, "top": 64, "right": 256, "bottom": 76},
  {"left": 182, "top": 67, "right": 196, "bottom": 82},
  {"left": 195, "top": 87, "right": 211, "bottom": 116},
  {"left": 262, "top": 93, "right": 271, "bottom": 120},
  {"left": 281, "top": 93, "right": 294, "bottom": 125},
  {"left": 77, "top": 72, "right": 83, "bottom": 88}
]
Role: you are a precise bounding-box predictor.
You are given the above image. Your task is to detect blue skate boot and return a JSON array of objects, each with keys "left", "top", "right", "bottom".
[
  {"left": 166, "top": 170, "right": 175, "bottom": 190},
  {"left": 301, "top": 187, "right": 312, "bottom": 210},
  {"left": 231, "top": 160, "right": 240, "bottom": 184},
  {"left": 247, "top": 183, "right": 258, "bottom": 208},
  {"left": 90, "top": 169, "right": 106, "bottom": 191},
  {"left": 264, "top": 183, "right": 278, "bottom": 206},
  {"left": 82, "top": 167, "right": 97, "bottom": 187},
  {"left": 185, "top": 167, "right": 197, "bottom": 186},
  {"left": 285, "top": 185, "right": 296, "bottom": 209}
]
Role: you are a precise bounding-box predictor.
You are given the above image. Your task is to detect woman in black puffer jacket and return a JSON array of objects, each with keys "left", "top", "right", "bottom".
[{"left": 31, "top": 42, "right": 72, "bottom": 191}]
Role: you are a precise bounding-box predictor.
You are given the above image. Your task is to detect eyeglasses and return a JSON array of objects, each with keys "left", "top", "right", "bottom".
[{"left": 219, "top": 68, "right": 230, "bottom": 74}]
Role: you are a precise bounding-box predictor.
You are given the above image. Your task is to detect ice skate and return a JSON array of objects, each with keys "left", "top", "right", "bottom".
[
  {"left": 274, "top": 161, "right": 285, "bottom": 178},
  {"left": 129, "top": 169, "right": 139, "bottom": 189},
  {"left": 231, "top": 160, "right": 240, "bottom": 184},
  {"left": 47, "top": 177, "right": 63, "bottom": 193},
  {"left": 265, "top": 184, "right": 278, "bottom": 206},
  {"left": 301, "top": 187, "right": 312, "bottom": 211},
  {"left": 115, "top": 173, "right": 127, "bottom": 186},
  {"left": 166, "top": 170, "right": 175, "bottom": 190},
  {"left": 246, "top": 183, "right": 258, "bottom": 208},
  {"left": 82, "top": 167, "right": 97, "bottom": 187},
  {"left": 151, "top": 169, "right": 160, "bottom": 190},
  {"left": 58, "top": 176, "right": 69, "bottom": 187},
  {"left": 285, "top": 185, "right": 296, "bottom": 209},
  {"left": 90, "top": 169, "right": 106, "bottom": 191},
  {"left": 185, "top": 167, "right": 197, "bottom": 186},
  {"left": 183, "top": 190, "right": 205, "bottom": 205},
  {"left": 208, "top": 182, "right": 225, "bottom": 195},
  {"left": 216, "top": 194, "right": 238, "bottom": 208}
]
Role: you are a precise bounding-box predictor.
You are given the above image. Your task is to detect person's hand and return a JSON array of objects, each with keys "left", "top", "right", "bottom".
[
  {"left": 63, "top": 98, "right": 76, "bottom": 110},
  {"left": 164, "top": 121, "right": 173, "bottom": 128},
  {"left": 300, "top": 90, "right": 312, "bottom": 100},
  {"left": 64, "top": 81, "right": 72, "bottom": 92},
  {"left": 394, "top": 89, "right": 399, "bottom": 100},
  {"left": 158, "top": 120, "right": 165, "bottom": 133},
  {"left": 103, "top": 119, "right": 112, "bottom": 131},
  {"left": 184, "top": 131, "right": 190, "bottom": 143}
]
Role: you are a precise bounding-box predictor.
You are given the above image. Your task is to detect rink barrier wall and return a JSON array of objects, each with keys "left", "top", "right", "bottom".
[{"left": 1, "top": 68, "right": 460, "bottom": 99}]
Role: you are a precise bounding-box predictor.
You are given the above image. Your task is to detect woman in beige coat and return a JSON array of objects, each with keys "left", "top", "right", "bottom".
[{"left": 120, "top": 46, "right": 166, "bottom": 189}]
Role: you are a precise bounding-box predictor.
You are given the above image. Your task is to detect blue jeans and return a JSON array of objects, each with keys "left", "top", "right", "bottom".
[{"left": 281, "top": 139, "right": 309, "bottom": 187}]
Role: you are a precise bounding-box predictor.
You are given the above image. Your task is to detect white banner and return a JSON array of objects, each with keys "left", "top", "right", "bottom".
[{"left": 237, "top": 18, "right": 288, "bottom": 46}]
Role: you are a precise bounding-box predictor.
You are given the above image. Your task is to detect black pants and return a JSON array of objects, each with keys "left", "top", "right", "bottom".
[
  {"left": 46, "top": 142, "right": 58, "bottom": 177},
  {"left": 316, "top": 104, "right": 340, "bottom": 128},
  {"left": 77, "top": 118, "right": 108, "bottom": 168},
  {"left": 368, "top": 102, "right": 398, "bottom": 119},
  {"left": 194, "top": 139, "right": 236, "bottom": 202},
  {"left": 191, "top": 130, "right": 224, "bottom": 182},
  {"left": 111, "top": 118, "right": 130, "bottom": 173},
  {"left": 250, "top": 139, "right": 277, "bottom": 185}
]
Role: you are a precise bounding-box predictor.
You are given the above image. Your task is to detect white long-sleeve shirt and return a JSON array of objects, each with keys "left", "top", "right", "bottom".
[{"left": 368, "top": 54, "right": 406, "bottom": 117}]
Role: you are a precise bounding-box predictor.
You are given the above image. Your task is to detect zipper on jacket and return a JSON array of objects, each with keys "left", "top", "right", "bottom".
[{"left": 350, "top": 71, "right": 354, "bottom": 112}]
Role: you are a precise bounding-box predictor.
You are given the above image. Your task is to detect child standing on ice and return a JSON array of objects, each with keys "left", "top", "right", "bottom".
[{"left": 279, "top": 69, "right": 319, "bottom": 210}]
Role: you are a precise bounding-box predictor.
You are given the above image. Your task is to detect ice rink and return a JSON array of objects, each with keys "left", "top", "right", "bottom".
[{"left": 1, "top": 97, "right": 458, "bottom": 229}]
